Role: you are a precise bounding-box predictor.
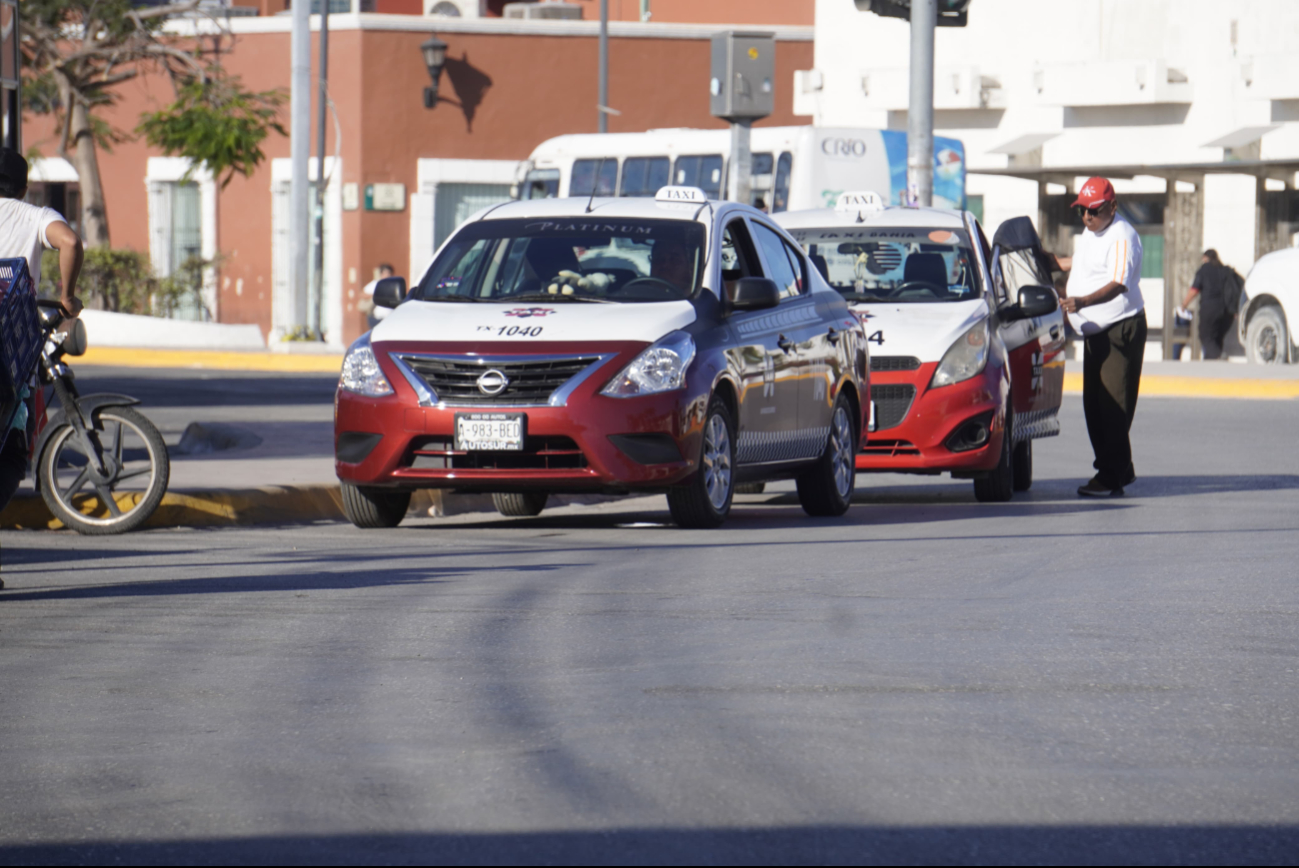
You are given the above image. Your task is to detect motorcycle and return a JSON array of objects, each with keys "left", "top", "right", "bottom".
[{"left": 31, "top": 300, "right": 170, "bottom": 534}]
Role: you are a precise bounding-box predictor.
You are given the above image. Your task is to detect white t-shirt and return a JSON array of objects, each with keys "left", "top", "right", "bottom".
[
  {"left": 0, "top": 198, "right": 63, "bottom": 288},
  {"left": 1065, "top": 214, "right": 1145, "bottom": 335}
]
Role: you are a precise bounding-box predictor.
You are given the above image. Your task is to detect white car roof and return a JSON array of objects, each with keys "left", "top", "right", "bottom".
[
  {"left": 774, "top": 205, "right": 968, "bottom": 231},
  {"left": 476, "top": 196, "right": 745, "bottom": 225}
]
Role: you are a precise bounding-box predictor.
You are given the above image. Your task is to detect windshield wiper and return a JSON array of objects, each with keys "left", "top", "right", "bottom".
[
  {"left": 506, "top": 293, "right": 617, "bottom": 304},
  {"left": 422, "top": 294, "right": 485, "bottom": 303}
]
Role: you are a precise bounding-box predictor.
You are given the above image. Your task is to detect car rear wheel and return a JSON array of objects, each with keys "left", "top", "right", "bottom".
[
  {"left": 796, "top": 396, "right": 856, "bottom": 517},
  {"left": 341, "top": 482, "right": 410, "bottom": 528},
  {"left": 493, "top": 492, "right": 549, "bottom": 517},
  {"left": 667, "top": 397, "right": 735, "bottom": 529},
  {"left": 973, "top": 402, "right": 1014, "bottom": 503},
  {"left": 1246, "top": 306, "right": 1290, "bottom": 365},
  {"left": 1012, "top": 438, "right": 1033, "bottom": 492}
]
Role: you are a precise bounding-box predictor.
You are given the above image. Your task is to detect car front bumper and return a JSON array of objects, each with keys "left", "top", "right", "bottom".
[
  {"left": 858, "top": 361, "right": 1009, "bottom": 474},
  {"left": 335, "top": 341, "right": 708, "bottom": 493}
]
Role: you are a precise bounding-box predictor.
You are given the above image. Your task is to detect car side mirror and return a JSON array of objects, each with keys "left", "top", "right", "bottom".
[
  {"left": 727, "top": 277, "right": 781, "bottom": 312},
  {"left": 1004, "top": 284, "right": 1058, "bottom": 322},
  {"left": 373, "top": 276, "right": 407, "bottom": 310}
]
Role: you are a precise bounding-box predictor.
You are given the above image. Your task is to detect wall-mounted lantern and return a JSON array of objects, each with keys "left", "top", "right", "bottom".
[{"left": 421, "top": 35, "right": 448, "bottom": 109}]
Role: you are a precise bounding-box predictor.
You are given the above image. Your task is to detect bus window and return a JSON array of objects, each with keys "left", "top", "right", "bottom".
[
  {"left": 772, "top": 152, "right": 792, "bottom": 213},
  {"left": 571, "top": 159, "right": 618, "bottom": 197},
  {"left": 674, "top": 155, "right": 723, "bottom": 198},
  {"left": 620, "top": 157, "right": 671, "bottom": 197},
  {"left": 751, "top": 153, "right": 774, "bottom": 176},
  {"left": 523, "top": 169, "right": 559, "bottom": 199},
  {"left": 750, "top": 153, "right": 774, "bottom": 211}
]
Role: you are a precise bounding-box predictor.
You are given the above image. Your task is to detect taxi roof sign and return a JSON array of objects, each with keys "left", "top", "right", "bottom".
[
  {"left": 655, "top": 185, "right": 709, "bottom": 204},
  {"left": 835, "top": 190, "right": 887, "bottom": 213}
]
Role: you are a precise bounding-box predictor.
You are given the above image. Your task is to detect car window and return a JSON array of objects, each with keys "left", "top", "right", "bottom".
[
  {"left": 752, "top": 221, "right": 804, "bottom": 299},
  {"left": 620, "top": 157, "right": 671, "bottom": 197},
  {"left": 416, "top": 218, "right": 705, "bottom": 303},
  {"left": 674, "top": 155, "right": 724, "bottom": 199},
  {"left": 788, "top": 226, "right": 980, "bottom": 304},
  {"left": 570, "top": 159, "right": 618, "bottom": 196}
]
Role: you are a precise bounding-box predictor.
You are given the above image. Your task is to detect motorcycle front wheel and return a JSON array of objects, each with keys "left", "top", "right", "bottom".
[{"left": 38, "top": 406, "right": 170, "bottom": 535}]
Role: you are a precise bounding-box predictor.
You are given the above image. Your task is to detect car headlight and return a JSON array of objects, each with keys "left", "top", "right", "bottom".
[
  {"left": 340, "top": 337, "right": 394, "bottom": 397},
  {"left": 601, "top": 331, "right": 696, "bottom": 398},
  {"left": 930, "top": 319, "right": 990, "bottom": 388}
]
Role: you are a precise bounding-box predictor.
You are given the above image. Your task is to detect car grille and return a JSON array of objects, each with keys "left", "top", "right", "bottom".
[
  {"left": 870, "top": 355, "right": 921, "bottom": 372},
  {"left": 399, "top": 355, "right": 600, "bottom": 405},
  {"left": 407, "top": 436, "right": 588, "bottom": 470},
  {"left": 861, "top": 439, "right": 920, "bottom": 457},
  {"left": 872, "top": 384, "right": 916, "bottom": 430}
]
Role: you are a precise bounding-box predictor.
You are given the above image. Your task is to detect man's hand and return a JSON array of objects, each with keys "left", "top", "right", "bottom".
[
  {"left": 60, "top": 295, "right": 83, "bottom": 318},
  {"left": 1061, "top": 296, "right": 1081, "bottom": 314}
]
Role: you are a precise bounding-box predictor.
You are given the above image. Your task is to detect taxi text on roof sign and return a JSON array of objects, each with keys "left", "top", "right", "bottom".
[
  {"left": 835, "top": 191, "right": 887, "bottom": 213},
  {"left": 655, "top": 186, "right": 709, "bottom": 203}
]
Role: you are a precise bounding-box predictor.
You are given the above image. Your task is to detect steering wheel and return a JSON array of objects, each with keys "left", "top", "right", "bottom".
[
  {"left": 610, "top": 277, "right": 680, "bottom": 299},
  {"left": 896, "top": 280, "right": 946, "bottom": 293}
]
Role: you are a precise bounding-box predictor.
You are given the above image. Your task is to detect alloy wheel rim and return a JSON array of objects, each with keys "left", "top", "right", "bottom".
[
  {"left": 702, "top": 414, "right": 732, "bottom": 511},
  {"left": 1257, "top": 326, "right": 1278, "bottom": 362},
  {"left": 831, "top": 406, "right": 854, "bottom": 498}
]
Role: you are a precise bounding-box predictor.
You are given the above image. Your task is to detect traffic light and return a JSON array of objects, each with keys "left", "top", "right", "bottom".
[{"left": 853, "top": 0, "right": 970, "bottom": 27}]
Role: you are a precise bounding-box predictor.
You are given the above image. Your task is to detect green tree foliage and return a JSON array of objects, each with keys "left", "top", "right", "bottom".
[
  {"left": 41, "top": 247, "right": 211, "bottom": 318},
  {"left": 137, "top": 78, "right": 288, "bottom": 188}
]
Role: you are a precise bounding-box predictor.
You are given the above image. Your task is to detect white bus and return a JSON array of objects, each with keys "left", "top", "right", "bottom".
[{"left": 514, "top": 126, "right": 966, "bottom": 212}]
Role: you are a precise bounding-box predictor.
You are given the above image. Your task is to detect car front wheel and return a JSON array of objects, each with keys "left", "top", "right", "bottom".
[
  {"left": 341, "top": 482, "right": 410, "bottom": 528},
  {"left": 1246, "top": 306, "right": 1290, "bottom": 365},
  {"left": 973, "top": 402, "right": 1015, "bottom": 503},
  {"left": 667, "top": 397, "right": 735, "bottom": 529},
  {"left": 796, "top": 396, "right": 857, "bottom": 517}
]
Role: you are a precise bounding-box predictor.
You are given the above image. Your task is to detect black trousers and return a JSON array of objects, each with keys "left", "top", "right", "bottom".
[
  {"left": 0, "top": 427, "right": 26, "bottom": 513},
  {"left": 1197, "top": 303, "right": 1235, "bottom": 360},
  {"left": 1082, "top": 313, "right": 1147, "bottom": 489}
]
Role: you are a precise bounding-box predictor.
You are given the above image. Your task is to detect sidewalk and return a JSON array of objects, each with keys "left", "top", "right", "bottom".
[{"left": 1062, "top": 359, "right": 1299, "bottom": 399}]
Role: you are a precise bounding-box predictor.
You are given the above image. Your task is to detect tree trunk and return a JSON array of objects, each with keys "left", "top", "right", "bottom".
[{"left": 56, "top": 84, "right": 111, "bottom": 249}]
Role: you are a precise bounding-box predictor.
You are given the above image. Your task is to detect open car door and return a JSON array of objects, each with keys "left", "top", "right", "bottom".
[{"left": 991, "top": 217, "right": 1065, "bottom": 442}]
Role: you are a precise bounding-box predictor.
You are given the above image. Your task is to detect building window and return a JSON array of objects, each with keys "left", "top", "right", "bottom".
[
  {"left": 148, "top": 180, "right": 208, "bottom": 320},
  {"left": 434, "top": 182, "right": 512, "bottom": 250}
]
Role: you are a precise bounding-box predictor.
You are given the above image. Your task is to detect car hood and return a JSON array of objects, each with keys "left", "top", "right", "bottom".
[
  {"left": 372, "top": 299, "right": 698, "bottom": 344},
  {"left": 850, "top": 298, "right": 987, "bottom": 363}
]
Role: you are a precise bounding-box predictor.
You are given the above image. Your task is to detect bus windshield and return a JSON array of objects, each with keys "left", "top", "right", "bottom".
[
  {"left": 415, "top": 218, "right": 705, "bottom": 303},
  {"left": 789, "top": 226, "right": 982, "bottom": 303}
]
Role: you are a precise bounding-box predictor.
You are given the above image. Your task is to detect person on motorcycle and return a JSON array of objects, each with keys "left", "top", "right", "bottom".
[{"left": 0, "top": 148, "right": 85, "bottom": 565}]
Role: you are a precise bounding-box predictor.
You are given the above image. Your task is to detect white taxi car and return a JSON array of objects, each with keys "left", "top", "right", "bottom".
[
  {"left": 334, "top": 187, "right": 869, "bottom": 529},
  {"left": 776, "top": 193, "right": 1064, "bottom": 500}
]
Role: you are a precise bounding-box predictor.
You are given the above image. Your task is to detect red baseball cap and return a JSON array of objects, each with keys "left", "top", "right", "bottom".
[{"left": 1072, "top": 177, "right": 1115, "bottom": 209}]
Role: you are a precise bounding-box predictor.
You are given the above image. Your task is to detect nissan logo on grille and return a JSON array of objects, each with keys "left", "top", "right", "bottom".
[{"left": 476, "top": 369, "right": 510, "bottom": 396}]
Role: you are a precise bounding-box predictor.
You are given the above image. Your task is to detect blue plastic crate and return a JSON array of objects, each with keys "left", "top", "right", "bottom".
[{"left": 0, "top": 258, "right": 41, "bottom": 434}]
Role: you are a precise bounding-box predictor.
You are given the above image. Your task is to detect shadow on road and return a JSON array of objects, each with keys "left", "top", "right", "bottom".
[{"left": 2, "top": 824, "right": 1295, "bottom": 865}]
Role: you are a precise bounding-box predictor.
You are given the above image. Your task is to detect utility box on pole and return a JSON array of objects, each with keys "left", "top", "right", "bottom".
[{"left": 709, "top": 31, "right": 774, "bottom": 205}]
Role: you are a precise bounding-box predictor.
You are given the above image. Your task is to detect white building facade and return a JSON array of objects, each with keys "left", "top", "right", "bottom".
[{"left": 797, "top": 0, "right": 1299, "bottom": 357}]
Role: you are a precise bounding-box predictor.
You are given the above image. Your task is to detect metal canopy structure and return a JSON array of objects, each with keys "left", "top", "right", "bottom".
[{"left": 971, "top": 158, "right": 1299, "bottom": 187}]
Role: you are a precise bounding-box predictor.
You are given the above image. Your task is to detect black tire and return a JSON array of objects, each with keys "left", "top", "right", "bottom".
[
  {"left": 973, "top": 403, "right": 1014, "bottom": 503},
  {"left": 735, "top": 482, "right": 766, "bottom": 495},
  {"left": 38, "top": 406, "right": 170, "bottom": 535},
  {"left": 493, "top": 491, "right": 548, "bottom": 517},
  {"left": 1012, "top": 438, "right": 1033, "bottom": 492},
  {"left": 667, "top": 396, "right": 735, "bottom": 529},
  {"left": 796, "top": 395, "right": 857, "bottom": 517},
  {"left": 341, "top": 482, "right": 410, "bottom": 528}
]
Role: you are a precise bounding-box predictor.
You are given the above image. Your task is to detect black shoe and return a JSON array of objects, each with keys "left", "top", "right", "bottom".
[{"left": 1078, "top": 477, "right": 1124, "bottom": 497}]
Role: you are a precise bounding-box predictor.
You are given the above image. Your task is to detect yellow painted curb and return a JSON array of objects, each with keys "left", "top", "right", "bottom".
[
  {"left": 77, "top": 346, "right": 344, "bottom": 373},
  {"left": 1062, "top": 372, "right": 1299, "bottom": 400},
  {"left": 0, "top": 485, "right": 344, "bottom": 530}
]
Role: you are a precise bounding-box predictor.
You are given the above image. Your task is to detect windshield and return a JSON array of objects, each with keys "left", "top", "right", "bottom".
[
  {"left": 415, "top": 218, "right": 705, "bottom": 303},
  {"left": 787, "top": 226, "right": 982, "bottom": 303}
]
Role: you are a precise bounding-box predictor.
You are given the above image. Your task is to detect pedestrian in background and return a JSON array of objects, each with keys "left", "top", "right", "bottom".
[
  {"left": 1051, "top": 177, "right": 1147, "bottom": 497},
  {"left": 1177, "top": 249, "right": 1241, "bottom": 360},
  {"left": 359, "top": 263, "right": 396, "bottom": 330}
]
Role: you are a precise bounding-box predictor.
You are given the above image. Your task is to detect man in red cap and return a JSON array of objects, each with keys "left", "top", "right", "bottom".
[{"left": 1052, "top": 177, "right": 1146, "bottom": 497}]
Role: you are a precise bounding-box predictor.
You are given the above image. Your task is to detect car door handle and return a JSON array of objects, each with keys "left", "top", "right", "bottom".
[
  {"left": 777, "top": 334, "right": 795, "bottom": 353},
  {"left": 826, "top": 327, "right": 841, "bottom": 345}
]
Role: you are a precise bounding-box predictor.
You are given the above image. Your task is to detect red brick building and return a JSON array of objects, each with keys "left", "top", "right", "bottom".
[{"left": 23, "top": 10, "right": 812, "bottom": 347}]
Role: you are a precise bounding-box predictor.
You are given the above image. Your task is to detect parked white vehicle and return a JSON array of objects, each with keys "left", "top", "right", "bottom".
[{"left": 1239, "top": 247, "right": 1299, "bottom": 365}]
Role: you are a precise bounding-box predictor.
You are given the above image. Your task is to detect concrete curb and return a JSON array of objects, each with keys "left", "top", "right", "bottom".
[{"left": 1061, "top": 372, "right": 1299, "bottom": 399}]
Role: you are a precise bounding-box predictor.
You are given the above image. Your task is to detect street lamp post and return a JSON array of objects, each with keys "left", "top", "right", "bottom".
[{"left": 907, "top": 0, "right": 935, "bottom": 207}]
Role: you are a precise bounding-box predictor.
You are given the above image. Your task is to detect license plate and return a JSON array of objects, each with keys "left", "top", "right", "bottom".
[
  {"left": 868, "top": 400, "right": 877, "bottom": 433},
  {"left": 455, "top": 413, "right": 525, "bottom": 451}
]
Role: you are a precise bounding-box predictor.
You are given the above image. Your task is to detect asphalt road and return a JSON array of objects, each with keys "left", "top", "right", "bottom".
[{"left": 1, "top": 391, "right": 1298, "bottom": 865}]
